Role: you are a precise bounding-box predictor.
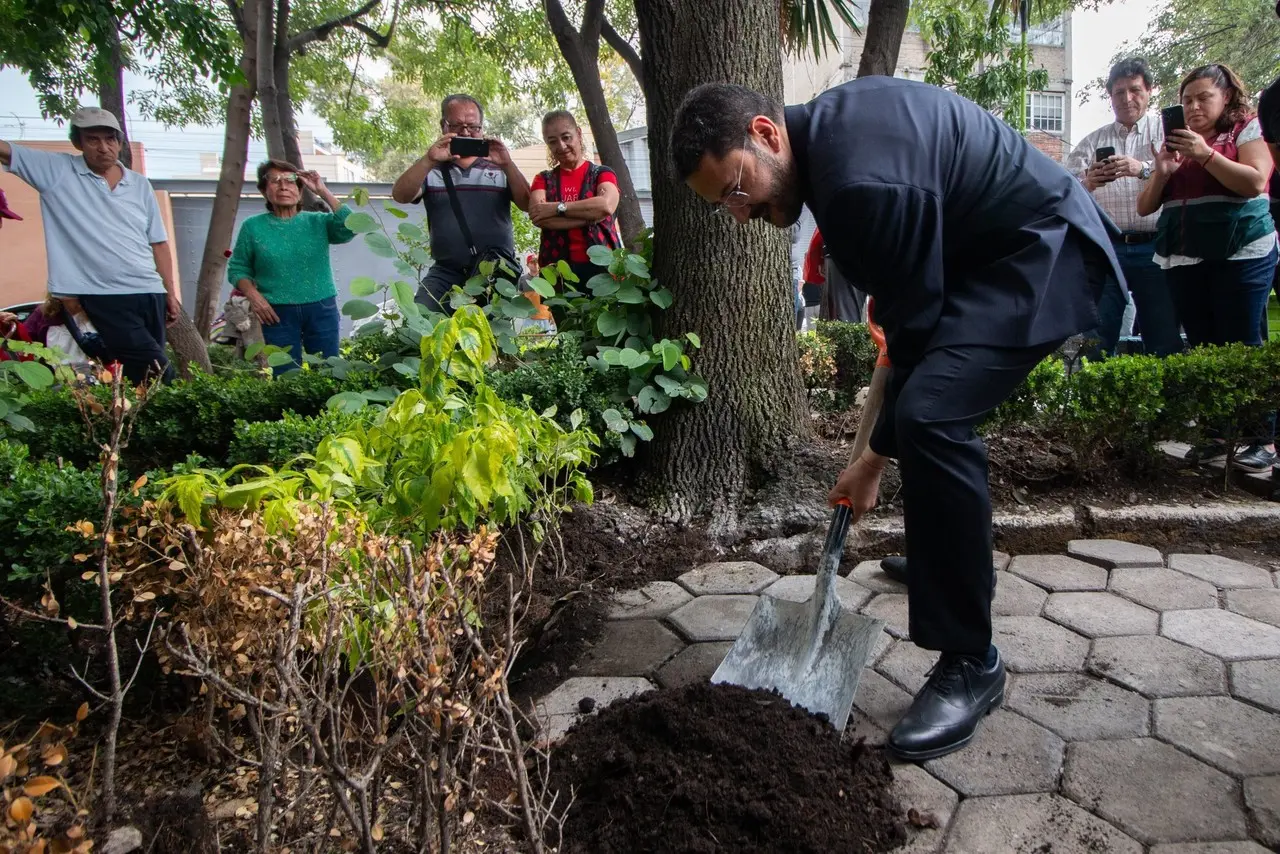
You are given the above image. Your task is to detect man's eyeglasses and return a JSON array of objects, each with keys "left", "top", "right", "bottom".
[
  {"left": 712, "top": 137, "right": 751, "bottom": 218},
  {"left": 446, "top": 122, "right": 483, "bottom": 134}
]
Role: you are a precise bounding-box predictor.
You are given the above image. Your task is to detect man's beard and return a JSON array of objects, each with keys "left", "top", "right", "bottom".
[{"left": 751, "top": 153, "right": 804, "bottom": 227}]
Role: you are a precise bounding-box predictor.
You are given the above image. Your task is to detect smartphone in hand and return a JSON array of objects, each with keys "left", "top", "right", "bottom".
[
  {"left": 450, "top": 137, "right": 490, "bottom": 158},
  {"left": 1094, "top": 146, "right": 1116, "bottom": 162},
  {"left": 1161, "top": 105, "right": 1186, "bottom": 151}
]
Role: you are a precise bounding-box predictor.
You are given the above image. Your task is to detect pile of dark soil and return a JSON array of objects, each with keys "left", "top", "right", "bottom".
[{"left": 550, "top": 683, "right": 907, "bottom": 854}]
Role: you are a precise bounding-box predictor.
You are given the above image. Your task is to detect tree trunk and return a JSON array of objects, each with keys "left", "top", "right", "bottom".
[
  {"left": 543, "top": 0, "right": 647, "bottom": 246},
  {"left": 855, "top": 0, "right": 912, "bottom": 78},
  {"left": 193, "top": 0, "right": 259, "bottom": 339},
  {"left": 96, "top": 20, "right": 132, "bottom": 170},
  {"left": 167, "top": 310, "right": 214, "bottom": 377},
  {"left": 274, "top": 0, "right": 319, "bottom": 209},
  {"left": 634, "top": 0, "right": 807, "bottom": 530},
  {"left": 257, "top": 0, "right": 286, "bottom": 160}
]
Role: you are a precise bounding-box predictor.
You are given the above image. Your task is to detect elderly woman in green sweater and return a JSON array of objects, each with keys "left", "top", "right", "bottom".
[{"left": 227, "top": 159, "right": 355, "bottom": 373}]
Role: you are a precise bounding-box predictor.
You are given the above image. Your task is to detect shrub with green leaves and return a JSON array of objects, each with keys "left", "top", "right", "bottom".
[
  {"left": 0, "top": 441, "right": 102, "bottom": 587},
  {"left": 813, "top": 320, "right": 877, "bottom": 407},
  {"left": 227, "top": 408, "right": 374, "bottom": 468},
  {"left": 161, "top": 308, "right": 598, "bottom": 543}
]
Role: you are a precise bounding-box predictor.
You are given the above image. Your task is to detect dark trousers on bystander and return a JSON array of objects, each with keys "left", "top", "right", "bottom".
[{"left": 78, "top": 292, "right": 174, "bottom": 384}]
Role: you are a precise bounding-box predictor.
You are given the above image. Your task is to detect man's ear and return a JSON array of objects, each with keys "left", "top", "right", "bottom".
[{"left": 750, "top": 115, "right": 784, "bottom": 154}]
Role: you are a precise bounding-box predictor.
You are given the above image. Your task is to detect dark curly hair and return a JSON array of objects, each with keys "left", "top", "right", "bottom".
[
  {"left": 256, "top": 158, "right": 301, "bottom": 212},
  {"left": 1179, "top": 64, "right": 1255, "bottom": 134}
]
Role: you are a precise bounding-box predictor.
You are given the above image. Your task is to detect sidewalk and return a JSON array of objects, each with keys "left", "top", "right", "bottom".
[{"left": 537, "top": 539, "right": 1280, "bottom": 852}]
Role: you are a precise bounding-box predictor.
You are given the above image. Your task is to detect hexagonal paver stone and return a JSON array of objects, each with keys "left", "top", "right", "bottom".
[
  {"left": 1088, "top": 636, "right": 1226, "bottom": 698},
  {"left": 1225, "top": 588, "right": 1280, "bottom": 628},
  {"left": 1149, "top": 844, "right": 1274, "bottom": 854},
  {"left": 1169, "top": 554, "right": 1274, "bottom": 589},
  {"left": 1062, "top": 738, "right": 1248, "bottom": 844},
  {"left": 1006, "top": 673, "right": 1149, "bottom": 740},
  {"left": 1162, "top": 609, "right": 1280, "bottom": 661},
  {"left": 847, "top": 559, "right": 908, "bottom": 594},
  {"left": 1044, "top": 591, "right": 1159, "bottom": 638},
  {"left": 1231, "top": 659, "right": 1280, "bottom": 713},
  {"left": 924, "top": 709, "right": 1064, "bottom": 796},
  {"left": 1068, "top": 538, "right": 1164, "bottom": 569},
  {"left": 876, "top": 641, "right": 938, "bottom": 693},
  {"left": 861, "top": 593, "right": 910, "bottom": 639},
  {"left": 577, "top": 620, "right": 684, "bottom": 677},
  {"left": 1244, "top": 776, "right": 1280, "bottom": 848},
  {"left": 654, "top": 642, "right": 732, "bottom": 689},
  {"left": 534, "top": 676, "right": 655, "bottom": 741},
  {"left": 992, "top": 571, "right": 1049, "bottom": 617},
  {"left": 676, "top": 561, "right": 778, "bottom": 595},
  {"left": 852, "top": 670, "right": 913, "bottom": 734},
  {"left": 1009, "top": 555, "right": 1109, "bottom": 591},
  {"left": 993, "top": 550, "right": 1011, "bottom": 572},
  {"left": 762, "top": 574, "right": 873, "bottom": 612},
  {"left": 607, "top": 581, "right": 693, "bottom": 620},
  {"left": 991, "top": 616, "right": 1089, "bottom": 673},
  {"left": 1155, "top": 696, "right": 1280, "bottom": 777},
  {"left": 665, "top": 595, "right": 758, "bottom": 642},
  {"left": 1109, "top": 567, "right": 1220, "bottom": 612},
  {"left": 890, "top": 764, "right": 959, "bottom": 854},
  {"left": 946, "top": 793, "right": 1143, "bottom": 854}
]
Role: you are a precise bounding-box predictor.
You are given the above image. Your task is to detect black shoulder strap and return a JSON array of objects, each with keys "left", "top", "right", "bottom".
[{"left": 439, "top": 166, "right": 477, "bottom": 260}]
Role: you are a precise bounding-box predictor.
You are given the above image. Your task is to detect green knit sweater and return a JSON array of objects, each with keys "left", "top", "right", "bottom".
[{"left": 227, "top": 204, "right": 356, "bottom": 305}]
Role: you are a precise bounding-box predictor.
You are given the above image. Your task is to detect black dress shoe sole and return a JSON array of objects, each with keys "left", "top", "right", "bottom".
[{"left": 886, "top": 690, "right": 1005, "bottom": 762}]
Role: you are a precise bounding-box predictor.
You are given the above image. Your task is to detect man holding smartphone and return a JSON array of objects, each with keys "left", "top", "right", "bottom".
[
  {"left": 391, "top": 94, "right": 531, "bottom": 310},
  {"left": 1065, "top": 58, "right": 1182, "bottom": 358}
]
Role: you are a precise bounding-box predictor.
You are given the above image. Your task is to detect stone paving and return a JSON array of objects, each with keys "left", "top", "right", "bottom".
[{"left": 534, "top": 538, "right": 1280, "bottom": 852}]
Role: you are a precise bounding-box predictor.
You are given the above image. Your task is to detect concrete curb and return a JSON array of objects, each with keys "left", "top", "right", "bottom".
[{"left": 744, "top": 500, "right": 1280, "bottom": 569}]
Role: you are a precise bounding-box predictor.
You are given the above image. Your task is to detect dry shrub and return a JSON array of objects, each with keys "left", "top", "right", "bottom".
[
  {"left": 112, "top": 501, "right": 563, "bottom": 853},
  {"left": 1, "top": 708, "right": 90, "bottom": 854}
]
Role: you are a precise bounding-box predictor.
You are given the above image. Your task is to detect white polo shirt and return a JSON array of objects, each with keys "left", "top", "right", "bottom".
[{"left": 4, "top": 143, "right": 167, "bottom": 296}]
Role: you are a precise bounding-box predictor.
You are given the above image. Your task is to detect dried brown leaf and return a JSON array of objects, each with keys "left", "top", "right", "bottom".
[
  {"left": 23, "top": 776, "right": 62, "bottom": 797},
  {"left": 8, "top": 796, "right": 33, "bottom": 822},
  {"left": 75, "top": 703, "right": 89, "bottom": 723}
]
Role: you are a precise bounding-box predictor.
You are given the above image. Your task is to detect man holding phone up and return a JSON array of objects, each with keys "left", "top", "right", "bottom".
[
  {"left": 1065, "top": 58, "right": 1182, "bottom": 357},
  {"left": 392, "top": 94, "right": 531, "bottom": 310}
]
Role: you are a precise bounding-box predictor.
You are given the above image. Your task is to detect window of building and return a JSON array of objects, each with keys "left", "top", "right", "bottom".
[
  {"left": 1025, "top": 91, "right": 1064, "bottom": 134},
  {"left": 1006, "top": 15, "right": 1065, "bottom": 46}
]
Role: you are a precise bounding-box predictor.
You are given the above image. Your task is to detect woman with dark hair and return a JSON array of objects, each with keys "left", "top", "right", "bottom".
[
  {"left": 227, "top": 160, "right": 355, "bottom": 373},
  {"left": 1137, "top": 63, "right": 1278, "bottom": 471},
  {"left": 528, "top": 111, "right": 622, "bottom": 284}
]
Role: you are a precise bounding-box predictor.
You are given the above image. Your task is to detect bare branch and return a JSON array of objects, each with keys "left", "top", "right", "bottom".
[
  {"left": 286, "top": 0, "right": 383, "bottom": 54},
  {"left": 601, "top": 17, "right": 644, "bottom": 86}
]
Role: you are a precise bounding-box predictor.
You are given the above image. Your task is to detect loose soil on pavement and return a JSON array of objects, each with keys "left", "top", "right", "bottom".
[{"left": 549, "top": 682, "right": 908, "bottom": 854}]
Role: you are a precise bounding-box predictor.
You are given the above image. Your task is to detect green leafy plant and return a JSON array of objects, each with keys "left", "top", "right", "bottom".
[
  {"left": 813, "top": 320, "right": 878, "bottom": 408},
  {"left": 227, "top": 408, "right": 375, "bottom": 467},
  {"left": 0, "top": 341, "right": 70, "bottom": 432},
  {"left": 160, "top": 307, "right": 598, "bottom": 543}
]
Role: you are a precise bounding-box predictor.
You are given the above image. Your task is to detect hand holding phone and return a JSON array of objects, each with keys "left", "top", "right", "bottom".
[
  {"left": 1094, "top": 146, "right": 1116, "bottom": 162},
  {"left": 450, "top": 137, "right": 490, "bottom": 158}
]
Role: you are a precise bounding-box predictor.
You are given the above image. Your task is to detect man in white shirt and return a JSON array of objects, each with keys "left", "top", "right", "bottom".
[
  {"left": 1065, "top": 58, "right": 1182, "bottom": 357},
  {"left": 0, "top": 107, "right": 180, "bottom": 382}
]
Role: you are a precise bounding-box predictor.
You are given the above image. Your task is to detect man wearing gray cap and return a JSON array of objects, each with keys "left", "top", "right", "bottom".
[{"left": 0, "top": 106, "right": 179, "bottom": 382}]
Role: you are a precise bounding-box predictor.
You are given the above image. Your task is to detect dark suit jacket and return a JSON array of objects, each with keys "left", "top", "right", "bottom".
[{"left": 785, "top": 77, "right": 1124, "bottom": 371}]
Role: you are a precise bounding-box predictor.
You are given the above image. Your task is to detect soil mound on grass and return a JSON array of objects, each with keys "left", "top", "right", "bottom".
[{"left": 550, "top": 682, "right": 907, "bottom": 853}]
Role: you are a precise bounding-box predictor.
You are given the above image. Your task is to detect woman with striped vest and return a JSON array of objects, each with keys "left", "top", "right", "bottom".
[
  {"left": 1138, "top": 63, "right": 1278, "bottom": 472},
  {"left": 528, "top": 111, "right": 622, "bottom": 286}
]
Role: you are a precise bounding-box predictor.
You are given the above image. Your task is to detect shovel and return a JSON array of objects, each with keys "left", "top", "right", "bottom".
[{"left": 712, "top": 312, "right": 892, "bottom": 732}]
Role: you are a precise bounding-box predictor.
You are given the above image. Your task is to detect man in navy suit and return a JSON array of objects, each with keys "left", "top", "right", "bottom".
[{"left": 672, "top": 78, "right": 1123, "bottom": 761}]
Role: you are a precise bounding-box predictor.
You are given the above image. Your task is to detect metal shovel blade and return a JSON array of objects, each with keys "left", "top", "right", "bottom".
[{"left": 711, "top": 504, "right": 885, "bottom": 732}]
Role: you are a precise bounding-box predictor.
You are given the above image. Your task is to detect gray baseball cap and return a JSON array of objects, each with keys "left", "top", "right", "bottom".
[{"left": 70, "top": 106, "right": 122, "bottom": 133}]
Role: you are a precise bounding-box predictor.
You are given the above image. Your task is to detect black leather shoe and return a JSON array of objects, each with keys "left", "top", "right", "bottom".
[
  {"left": 878, "top": 556, "right": 998, "bottom": 595},
  {"left": 887, "top": 649, "right": 1006, "bottom": 761}
]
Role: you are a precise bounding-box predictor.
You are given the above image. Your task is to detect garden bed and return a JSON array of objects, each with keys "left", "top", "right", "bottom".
[{"left": 549, "top": 682, "right": 907, "bottom": 854}]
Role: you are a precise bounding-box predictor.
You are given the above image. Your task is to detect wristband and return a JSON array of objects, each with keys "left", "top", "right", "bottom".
[{"left": 1201, "top": 150, "right": 1216, "bottom": 166}]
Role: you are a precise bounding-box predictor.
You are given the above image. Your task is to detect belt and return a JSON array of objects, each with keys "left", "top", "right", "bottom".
[{"left": 1115, "top": 232, "right": 1157, "bottom": 245}]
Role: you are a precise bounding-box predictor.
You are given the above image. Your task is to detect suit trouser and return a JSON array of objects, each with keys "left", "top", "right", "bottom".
[{"left": 879, "top": 339, "right": 1063, "bottom": 656}]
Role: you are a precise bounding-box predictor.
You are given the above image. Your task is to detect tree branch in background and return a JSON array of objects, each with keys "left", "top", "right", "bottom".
[{"left": 601, "top": 17, "right": 643, "bottom": 88}]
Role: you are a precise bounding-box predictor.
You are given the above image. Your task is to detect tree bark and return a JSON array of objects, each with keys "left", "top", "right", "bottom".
[
  {"left": 193, "top": 0, "right": 259, "bottom": 339},
  {"left": 96, "top": 20, "right": 132, "bottom": 170},
  {"left": 634, "top": 0, "right": 808, "bottom": 530},
  {"left": 257, "top": 0, "right": 286, "bottom": 160},
  {"left": 855, "top": 0, "right": 912, "bottom": 78},
  {"left": 543, "top": 0, "right": 646, "bottom": 247}
]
